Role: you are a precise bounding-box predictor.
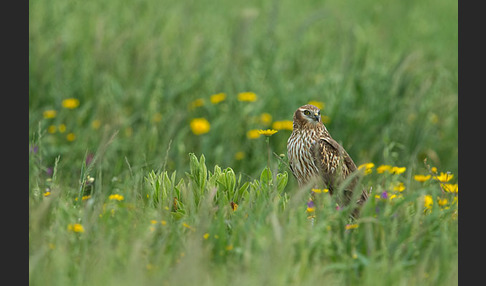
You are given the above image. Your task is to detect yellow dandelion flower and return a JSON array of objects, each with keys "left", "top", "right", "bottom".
[
  {"left": 189, "top": 98, "right": 205, "bottom": 109},
  {"left": 306, "top": 207, "right": 315, "bottom": 213},
  {"left": 47, "top": 125, "right": 57, "bottom": 134},
  {"left": 108, "top": 194, "right": 124, "bottom": 201},
  {"left": 390, "top": 166, "right": 406, "bottom": 175},
  {"left": 203, "top": 233, "right": 210, "bottom": 240},
  {"left": 414, "top": 174, "right": 431, "bottom": 182},
  {"left": 230, "top": 202, "right": 238, "bottom": 211},
  {"left": 161, "top": 220, "right": 167, "bottom": 225},
  {"left": 272, "top": 120, "right": 293, "bottom": 131},
  {"left": 431, "top": 167, "right": 438, "bottom": 173},
  {"left": 442, "top": 183, "right": 458, "bottom": 194},
  {"left": 358, "top": 163, "right": 374, "bottom": 175},
  {"left": 311, "top": 188, "right": 329, "bottom": 194},
  {"left": 190, "top": 118, "right": 211, "bottom": 135},
  {"left": 76, "top": 194, "right": 92, "bottom": 202},
  {"left": 62, "top": 98, "right": 80, "bottom": 109},
  {"left": 257, "top": 129, "right": 278, "bottom": 136},
  {"left": 246, "top": 129, "right": 261, "bottom": 139},
  {"left": 182, "top": 222, "right": 194, "bottom": 231},
  {"left": 390, "top": 194, "right": 403, "bottom": 201},
  {"left": 237, "top": 92, "right": 257, "bottom": 102},
  {"left": 150, "top": 220, "right": 158, "bottom": 225},
  {"left": 43, "top": 191, "right": 51, "bottom": 197},
  {"left": 152, "top": 112, "right": 163, "bottom": 123},
  {"left": 306, "top": 200, "right": 316, "bottom": 213},
  {"left": 308, "top": 101, "right": 325, "bottom": 110},
  {"left": 434, "top": 172, "right": 454, "bottom": 183},
  {"left": 66, "top": 133, "right": 76, "bottom": 141},
  {"left": 225, "top": 244, "right": 234, "bottom": 251},
  {"left": 259, "top": 113, "right": 272, "bottom": 125},
  {"left": 437, "top": 197, "right": 448, "bottom": 207},
  {"left": 43, "top": 110, "right": 57, "bottom": 119},
  {"left": 92, "top": 119, "right": 101, "bottom": 129},
  {"left": 376, "top": 165, "right": 392, "bottom": 174},
  {"left": 58, "top": 124, "right": 66, "bottom": 133},
  {"left": 210, "top": 93, "right": 226, "bottom": 104},
  {"left": 393, "top": 182, "right": 406, "bottom": 192},
  {"left": 424, "top": 195, "right": 433, "bottom": 210},
  {"left": 68, "top": 223, "right": 85, "bottom": 233},
  {"left": 345, "top": 224, "right": 359, "bottom": 230},
  {"left": 73, "top": 224, "right": 85, "bottom": 232},
  {"left": 235, "top": 151, "right": 245, "bottom": 160}
]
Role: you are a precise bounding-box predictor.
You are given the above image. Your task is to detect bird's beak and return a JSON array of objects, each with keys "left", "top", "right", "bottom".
[{"left": 314, "top": 112, "right": 320, "bottom": 122}]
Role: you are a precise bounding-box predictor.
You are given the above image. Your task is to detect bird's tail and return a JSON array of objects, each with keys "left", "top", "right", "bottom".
[
  {"left": 357, "top": 186, "right": 372, "bottom": 205},
  {"left": 351, "top": 186, "right": 372, "bottom": 219}
]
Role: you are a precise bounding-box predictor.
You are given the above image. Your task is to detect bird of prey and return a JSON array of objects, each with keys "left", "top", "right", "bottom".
[{"left": 287, "top": 104, "right": 369, "bottom": 216}]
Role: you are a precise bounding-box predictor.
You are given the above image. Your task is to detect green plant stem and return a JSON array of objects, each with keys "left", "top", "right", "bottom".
[{"left": 266, "top": 136, "right": 270, "bottom": 171}]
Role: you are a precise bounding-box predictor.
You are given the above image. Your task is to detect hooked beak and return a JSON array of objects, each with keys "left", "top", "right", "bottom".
[{"left": 314, "top": 112, "right": 320, "bottom": 122}]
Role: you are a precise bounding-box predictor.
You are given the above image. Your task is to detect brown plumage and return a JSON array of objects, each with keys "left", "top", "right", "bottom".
[{"left": 287, "top": 104, "right": 369, "bottom": 215}]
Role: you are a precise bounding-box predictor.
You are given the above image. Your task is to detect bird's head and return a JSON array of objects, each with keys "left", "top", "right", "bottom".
[{"left": 293, "top": 104, "right": 322, "bottom": 128}]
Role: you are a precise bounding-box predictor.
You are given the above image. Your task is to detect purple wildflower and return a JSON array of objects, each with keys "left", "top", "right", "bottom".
[
  {"left": 46, "top": 167, "right": 53, "bottom": 177},
  {"left": 30, "top": 145, "right": 39, "bottom": 154},
  {"left": 380, "top": 191, "right": 388, "bottom": 199},
  {"left": 307, "top": 200, "right": 315, "bottom": 208}
]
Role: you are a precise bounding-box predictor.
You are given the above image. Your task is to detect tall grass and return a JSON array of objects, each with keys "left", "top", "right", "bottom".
[
  {"left": 29, "top": 153, "right": 457, "bottom": 285},
  {"left": 29, "top": 0, "right": 457, "bottom": 285}
]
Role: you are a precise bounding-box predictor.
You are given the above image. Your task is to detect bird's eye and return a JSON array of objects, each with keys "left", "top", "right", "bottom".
[{"left": 303, "top": 110, "right": 311, "bottom": 116}]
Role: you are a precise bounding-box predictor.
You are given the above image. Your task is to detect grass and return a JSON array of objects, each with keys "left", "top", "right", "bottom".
[{"left": 29, "top": 0, "right": 458, "bottom": 285}]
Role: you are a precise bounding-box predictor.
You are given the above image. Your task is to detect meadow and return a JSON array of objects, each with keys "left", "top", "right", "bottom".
[{"left": 29, "top": 0, "right": 458, "bottom": 285}]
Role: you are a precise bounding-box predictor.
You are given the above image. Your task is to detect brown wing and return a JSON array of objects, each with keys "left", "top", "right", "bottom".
[
  {"left": 311, "top": 136, "right": 361, "bottom": 203},
  {"left": 312, "top": 136, "right": 370, "bottom": 216},
  {"left": 312, "top": 137, "right": 356, "bottom": 183}
]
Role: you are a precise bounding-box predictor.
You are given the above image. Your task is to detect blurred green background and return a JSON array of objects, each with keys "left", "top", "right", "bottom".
[{"left": 29, "top": 0, "right": 458, "bottom": 187}]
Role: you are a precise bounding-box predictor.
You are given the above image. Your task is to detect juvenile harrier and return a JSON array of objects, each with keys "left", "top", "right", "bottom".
[{"left": 287, "top": 104, "right": 369, "bottom": 215}]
